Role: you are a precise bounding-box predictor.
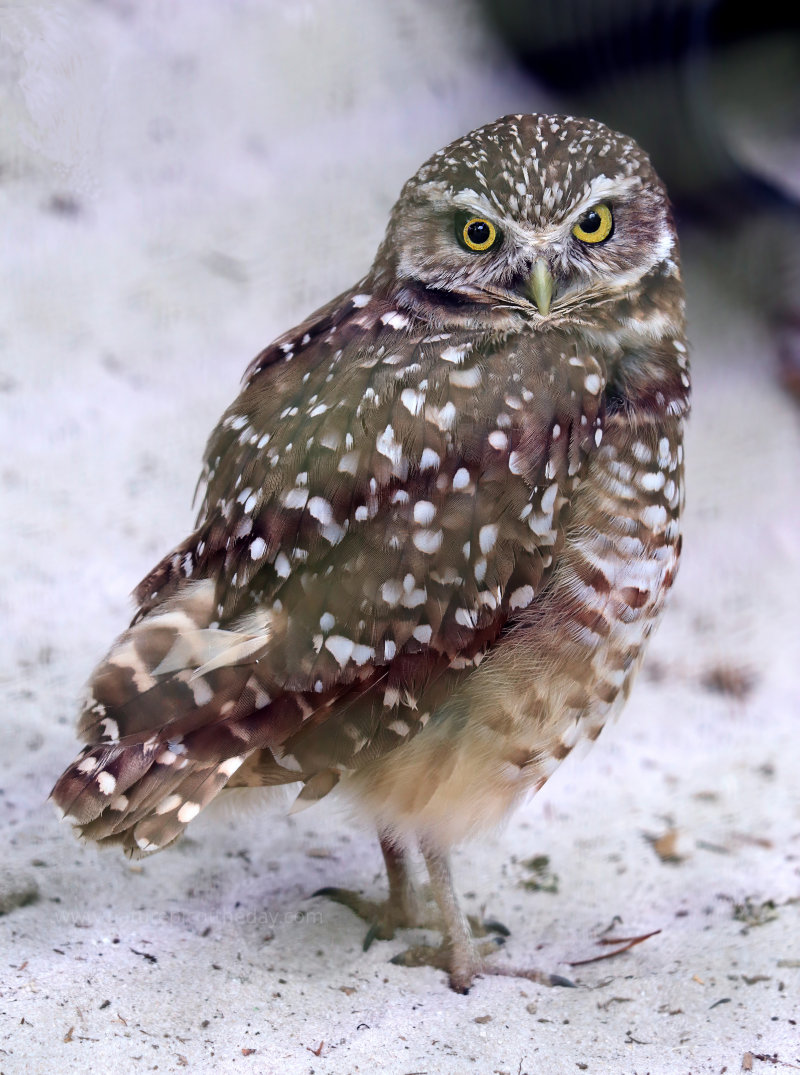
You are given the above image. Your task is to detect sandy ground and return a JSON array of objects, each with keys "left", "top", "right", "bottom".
[{"left": 1, "top": 2, "right": 798, "bottom": 1073}]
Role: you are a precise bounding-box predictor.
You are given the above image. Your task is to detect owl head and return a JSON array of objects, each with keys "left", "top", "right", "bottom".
[{"left": 371, "top": 113, "right": 682, "bottom": 340}]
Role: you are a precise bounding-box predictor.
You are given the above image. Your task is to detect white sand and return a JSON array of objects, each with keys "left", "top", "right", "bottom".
[{"left": 1, "top": 3, "right": 798, "bottom": 1073}]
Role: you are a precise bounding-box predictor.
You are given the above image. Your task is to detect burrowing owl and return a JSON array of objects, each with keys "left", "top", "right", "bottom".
[{"left": 52, "top": 113, "right": 689, "bottom": 992}]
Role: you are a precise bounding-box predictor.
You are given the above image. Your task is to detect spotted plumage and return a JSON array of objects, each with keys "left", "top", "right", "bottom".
[{"left": 52, "top": 113, "right": 689, "bottom": 992}]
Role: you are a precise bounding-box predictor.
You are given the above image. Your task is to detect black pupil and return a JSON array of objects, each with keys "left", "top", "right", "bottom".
[
  {"left": 580, "top": 210, "right": 602, "bottom": 233},
  {"left": 467, "top": 220, "right": 491, "bottom": 245}
]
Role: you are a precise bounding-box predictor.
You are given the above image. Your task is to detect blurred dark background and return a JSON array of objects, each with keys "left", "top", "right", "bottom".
[{"left": 480, "top": 0, "right": 800, "bottom": 396}]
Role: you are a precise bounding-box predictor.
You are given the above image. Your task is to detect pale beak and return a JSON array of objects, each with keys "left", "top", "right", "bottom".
[{"left": 528, "top": 258, "right": 554, "bottom": 316}]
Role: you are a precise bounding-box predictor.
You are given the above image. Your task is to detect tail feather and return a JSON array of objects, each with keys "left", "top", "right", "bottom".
[
  {"left": 51, "top": 687, "right": 318, "bottom": 854},
  {"left": 49, "top": 578, "right": 344, "bottom": 855},
  {"left": 52, "top": 736, "right": 254, "bottom": 855},
  {"left": 51, "top": 740, "right": 157, "bottom": 824},
  {"left": 119, "top": 754, "right": 248, "bottom": 854},
  {"left": 50, "top": 578, "right": 285, "bottom": 854},
  {"left": 77, "top": 580, "right": 273, "bottom": 745}
]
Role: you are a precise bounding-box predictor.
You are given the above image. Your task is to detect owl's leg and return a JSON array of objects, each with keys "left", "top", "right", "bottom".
[
  {"left": 391, "top": 841, "right": 573, "bottom": 994},
  {"left": 388, "top": 841, "right": 505, "bottom": 992},
  {"left": 314, "top": 834, "right": 426, "bottom": 948},
  {"left": 378, "top": 836, "right": 424, "bottom": 932}
]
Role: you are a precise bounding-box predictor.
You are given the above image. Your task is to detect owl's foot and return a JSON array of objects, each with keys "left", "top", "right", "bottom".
[
  {"left": 416, "top": 841, "right": 574, "bottom": 994},
  {"left": 314, "top": 836, "right": 511, "bottom": 952},
  {"left": 313, "top": 883, "right": 428, "bottom": 948},
  {"left": 314, "top": 835, "right": 430, "bottom": 949},
  {"left": 315, "top": 884, "right": 510, "bottom": 950},
  {"left": 389, "top": 934, "right": 505, "bottom": 990},
  {"left": 390, "top": 935, "right": 572, "bottom": 994}
]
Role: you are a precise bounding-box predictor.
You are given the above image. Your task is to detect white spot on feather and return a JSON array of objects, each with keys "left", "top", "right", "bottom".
[
  {"left": 400, "top": 388, "right": 425, "bottom": 416},
  {"left": 449, "top": 365, "right": 482, "bottom": 389},
  {"left": 100, "top": 717, "right": 119, "bottom": 741},
  {"left": 452, "top": 467, "right": 471, "bottom": 490},
  {"left": 376, "top": 424, "right": 403, "bottom": 467},
  {"left": 218, "top": 756, "right": 245, "bottom": 778},
  {"left": 639, "top": 471, "right": 666, "bottom": 491},
  {"left": 177, "top": 801, "right": 201, "bottom": 823},
  {"left": 191, "top": 678, "right": 213, "bottom": 707},
  {"left": 420, "top": 447, "right": 440, "bottom": 471},
  {"left": 509, "top": 585, "right": 535, "bottom": 610},
  {"left": 479, "top": 523, "right": 499, "bottom": 554},
  {"left": 96, "top": 771, "right": 116, "bottom": 795},
  {"left": 155, "top": 794, "right": 183, "bottom": 815},
  {"left": 584, "top": 373, "right": 602, "bottom": 394},
  {"left": 413, "top": 529, "right": 443, "bottom": 554},
  {"left": 381, "top": 311, "right": 409, "bottom": 330},
  {"left": 440, "top": 344, "right": 468, "bottom": 364},
  {"left": 308, "top": 497, "right": 333, "bottom": 525},
  {"left": 352, "top": 643, "right": 375, "bottom": 665},
  {"left": 250, "top": 537, "right": 267, "bottom": 560},
  {"left": 640, "top": 504, "right": 668, "bottom": 531},
  {"left": 283, "top": 487, "right": 309, "bottom": 510},
  {"left": 428, "top": 401, "right": 456, "bottom": 431},
  {"left": 414, "top": 501, "right": 436, "bottom": 525},
  {"left": 325, "top": 635, "right": 355, "bottom": 667},
  {"left": 540, "top": 483, "right": 558, "bottom": 514},
  {"left": 338, "top": 450, "right": 360, "bottom": 475}
]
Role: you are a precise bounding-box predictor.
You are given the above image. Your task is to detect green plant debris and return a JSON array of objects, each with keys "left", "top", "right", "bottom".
[{"left": 519, "top": 855, "right": 559, "bottom": 894}]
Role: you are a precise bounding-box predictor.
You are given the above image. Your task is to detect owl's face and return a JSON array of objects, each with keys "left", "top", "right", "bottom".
[{"left": 373, "top": 114, "right": 678, "bottom": 335}]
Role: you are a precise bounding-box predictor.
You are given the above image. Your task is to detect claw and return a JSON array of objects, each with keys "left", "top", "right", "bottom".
[
  {"left": 362, "top": 922, "right": 381, "bottom": 952},
  {"left": 480, "top": 963, "right": 575, "bottom": 988},
  {"left": 313, "top": 881, "right": 423, "bottom": 946},
  {"left": 390, "top": 942, "right": 445, "bottom": 969},
  {"left": 481, "top": 917, "right": 511, "bottom": 937},
  {"left": 311, "top": 885, "right": 377, "bottom": 918}
]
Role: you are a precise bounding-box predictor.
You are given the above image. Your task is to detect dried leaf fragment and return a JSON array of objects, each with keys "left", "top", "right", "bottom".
[{"left": 645, "top": 828, "right": 688, "bottom": 864}]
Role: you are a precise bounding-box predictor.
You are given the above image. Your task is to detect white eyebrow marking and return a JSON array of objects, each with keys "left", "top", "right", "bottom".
[{"left": 564, "top": 173, "right": 642, "bottom": 222}]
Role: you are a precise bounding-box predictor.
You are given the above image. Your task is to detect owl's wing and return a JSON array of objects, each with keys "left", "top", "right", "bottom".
[{"left": 52, "top": 288, "right": 606, "bottom": 851}]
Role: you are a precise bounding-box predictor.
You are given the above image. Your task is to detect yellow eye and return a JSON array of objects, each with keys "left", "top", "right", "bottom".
[
  {"left": 460, "top": 216, "right": 498, "bottom": 252},
  {"left": 572, "top": 203, "right": 613, "bottom": 244}
]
